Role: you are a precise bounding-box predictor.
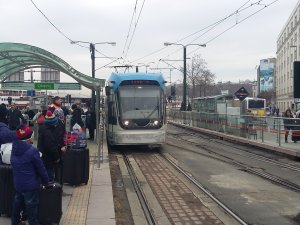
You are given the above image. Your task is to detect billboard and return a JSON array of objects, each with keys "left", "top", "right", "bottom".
[{"left": 259, "top": 59, "right": 274, "bottom": 92}]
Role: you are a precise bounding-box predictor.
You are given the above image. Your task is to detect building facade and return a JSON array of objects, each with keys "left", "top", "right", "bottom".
[{"left": 276, "top": 0, "right": 300, "bottom": 112}]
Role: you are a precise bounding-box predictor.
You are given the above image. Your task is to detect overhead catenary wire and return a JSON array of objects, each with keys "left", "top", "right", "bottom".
[
  {"left": 132, "top": 0, "right": 281, "bottom": 64},
  {"left": 122, "top": 0, "right": 147, "bottom": 65},
  {"left": 29, "top": 0, "right": 112, "bottom": 60}
]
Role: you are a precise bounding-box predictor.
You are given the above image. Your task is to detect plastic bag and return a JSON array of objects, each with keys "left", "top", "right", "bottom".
[
  {"left": 72, "top": 123, "right": 83, "bottom": 132},
  {"left": 0, "top": 143, "right": 12, "bottom": 164}
]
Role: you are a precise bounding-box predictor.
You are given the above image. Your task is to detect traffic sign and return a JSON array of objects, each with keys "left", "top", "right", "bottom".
[
  {"left": 1, "top": 82, "right": 81, "bottom": 90},
  {"left": 234, "top": 87, "right": 249, "bottom": 101},
  {"left": 34, "top": 83, "right": 54, "bottom": 90}
]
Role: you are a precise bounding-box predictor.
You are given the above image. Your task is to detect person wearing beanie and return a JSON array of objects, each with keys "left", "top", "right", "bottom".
[
  {"left": 37, "top": 110, "right": 61, "bottom": 181},
  {"left": 11, "top": 124, "right": 49, "bottom": 225}
]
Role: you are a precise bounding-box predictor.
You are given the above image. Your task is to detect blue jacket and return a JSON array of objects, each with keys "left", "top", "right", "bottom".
[
  {"left": 0, "top": 122, "right": 16, "bottom": 146},
  {"left": 11, "top": 140, "right": 49, "bottom": 192}
]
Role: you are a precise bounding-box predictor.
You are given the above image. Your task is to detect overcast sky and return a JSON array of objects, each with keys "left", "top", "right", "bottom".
[{"left": 1, "top": 0, "right": 299, "bottom": 94}]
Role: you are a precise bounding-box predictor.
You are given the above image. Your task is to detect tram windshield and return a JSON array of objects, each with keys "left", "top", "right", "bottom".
[{"left": 118, "top": 85, "right": 162, "bottom": 119}]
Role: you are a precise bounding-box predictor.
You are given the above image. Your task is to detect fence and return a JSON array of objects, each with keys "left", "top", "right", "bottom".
[{"left": 168, "top": 109, "right": 300, "bottom": 146}]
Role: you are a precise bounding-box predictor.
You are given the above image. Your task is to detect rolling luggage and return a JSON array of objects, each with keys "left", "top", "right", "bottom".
[
  {"left": 0, "top": 164, "right": 14, "bottom": 217},
  {"left": 63, "top": 148, "right": 89, "bottom": 186},
  {"left": 291, "top": 131, "right": 300, "bottom": 143},
  {"left": 38, "top": 182, "right": 62, "bottom": 225}
]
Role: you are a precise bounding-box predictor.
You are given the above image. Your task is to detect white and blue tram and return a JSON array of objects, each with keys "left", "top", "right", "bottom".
[{"left": 105, "top": 72, "right": 166, "bottom": 147}]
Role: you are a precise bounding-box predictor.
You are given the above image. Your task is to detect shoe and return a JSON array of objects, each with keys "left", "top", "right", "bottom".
[{"left": 285, "top": 140, "right": 288, "bottom": 143}]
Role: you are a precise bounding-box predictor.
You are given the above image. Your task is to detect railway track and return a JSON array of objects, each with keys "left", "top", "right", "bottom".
[
  {"left": 167, "top": 130, "right": 300, "bottom": 193},
  {"left": 112, "top": 148, "right": 245, "bottom": 225}
]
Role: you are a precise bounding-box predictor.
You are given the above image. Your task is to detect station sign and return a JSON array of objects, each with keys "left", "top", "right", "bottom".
[
  {"left": 1, "top": 82, "right": 81, "bottom": 90},
  {"left": 234, "top": 87, "right": 249, "bottom": 101}
]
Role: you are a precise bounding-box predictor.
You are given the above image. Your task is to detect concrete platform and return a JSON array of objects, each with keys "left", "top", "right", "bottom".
[{"left": 0, "top": 139, "right": 116, "bottom": 225}]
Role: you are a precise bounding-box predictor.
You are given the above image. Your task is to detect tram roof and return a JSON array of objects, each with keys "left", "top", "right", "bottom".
[{"left": 107, "top": 72, "right": 165, "bottom": 91}]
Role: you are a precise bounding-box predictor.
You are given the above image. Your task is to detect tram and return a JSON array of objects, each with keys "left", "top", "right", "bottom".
[
  {"left": 192, "top": 94, "right": 238, "bottom": 114},
  {"left": 105, "top": 72, "right": 166, "bottom": 147}
]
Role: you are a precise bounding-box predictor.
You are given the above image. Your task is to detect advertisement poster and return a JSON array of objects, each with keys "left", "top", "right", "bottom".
[{"left": 259, "top": 59, "right": 274, "bottom": 92}]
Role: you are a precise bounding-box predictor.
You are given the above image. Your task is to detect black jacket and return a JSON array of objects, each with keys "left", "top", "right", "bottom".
[
  {"left": 71, "top": 108, "right": 84, "bottom": 128},
  {"left": 8, "top": 108, "right": 25, "bottom": 130},
  {"left": 37, "top": 124, "right": 60, "bottom": 167}
]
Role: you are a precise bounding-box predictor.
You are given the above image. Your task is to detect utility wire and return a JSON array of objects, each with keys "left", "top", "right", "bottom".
[
  {"left": 123, "top": 0, "right": 146, "bottom": 62},
  {"left": 121, "top": 0, "right": 138, "bottom": 58},
  {"left": 187, "top": 0, "right": 280, "bottom": 56},
  {"left": 132, "top": 0, "right": 279, "bottom": 63},
  {"left": 30, "top": 0, "right": 112, "bottom": 60}
]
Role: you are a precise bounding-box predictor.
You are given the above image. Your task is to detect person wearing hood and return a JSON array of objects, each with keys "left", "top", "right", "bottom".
[
  {"left": 37, "top": 110, "right": 62, "bottom": 181},
  {"left": 11, "top": 124, "right": 49, "bottom": 225}
]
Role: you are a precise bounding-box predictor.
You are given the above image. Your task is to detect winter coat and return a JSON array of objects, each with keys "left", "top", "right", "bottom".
[
  {"left": 71, "top": 108, "right": 84, "bottom": 128},
  {"left": 37, "top": 124, "right": 60, "bottom": 167},
  {"left": 85, "top": 110, "right": 96, "bottom": 129},
  {"left": 8, "top": 108, "right": 25, "bottom": 130},
  {"left": 11, "top": 140, "right": 49, "bottom": 192}
]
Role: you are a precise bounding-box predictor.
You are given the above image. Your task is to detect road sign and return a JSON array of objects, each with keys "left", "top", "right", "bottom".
[
  {"left": 1, "top": 82, "right": 81, "bottom": 90},
  {"left": 234, "top": 87, "right": 249, "bottom": 101},
  {"left": 34, "top": 83, "right": 54, "bottom": 90}
]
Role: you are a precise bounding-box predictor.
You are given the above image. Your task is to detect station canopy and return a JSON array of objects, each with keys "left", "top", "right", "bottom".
[{"left": 0, "top": 42, "right": 105, "bottom": 90}]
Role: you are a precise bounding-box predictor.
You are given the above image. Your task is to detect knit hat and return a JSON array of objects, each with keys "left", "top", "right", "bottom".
[
  {"left": 53, "top": 108, "right": 65, "bottom": 122},
  {"left": 16, "top": 124, "right": 33, "bottom": 141},
  {"left": 44, "top": 110, "right": 58, "bottom": 125}
]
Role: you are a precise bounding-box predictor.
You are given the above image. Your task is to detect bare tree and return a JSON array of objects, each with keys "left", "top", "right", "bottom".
[{"left": 184, "top": 54, "right": 215, "bottom": 98}]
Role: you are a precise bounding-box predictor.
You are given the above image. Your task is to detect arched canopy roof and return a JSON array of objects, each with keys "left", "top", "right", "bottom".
[{"left": 0, "top": 42, "right": 105, "bottom": 90}]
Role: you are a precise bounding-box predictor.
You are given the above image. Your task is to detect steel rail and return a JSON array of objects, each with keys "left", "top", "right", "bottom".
[
  {"left": 123, "top": 153, "right": 156, "bottom": 225},
  {"left": 162, "top": 153, "right": 248, "bottom": 225}
]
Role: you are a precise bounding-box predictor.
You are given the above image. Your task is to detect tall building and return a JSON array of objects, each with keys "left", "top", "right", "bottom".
[
  {"left": 276, "top": 0, "right": 300, "bottom": 112},
  {"left": 41, "top": 68, "right": 60, "bottom": 83},
  {"left": 6, "top": 71, "right": 24, "bottom": 82}
]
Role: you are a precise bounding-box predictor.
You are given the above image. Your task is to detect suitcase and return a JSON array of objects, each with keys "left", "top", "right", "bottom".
[
  {"left": 63, "top": 148, "right": 89, "bottom": 186},
  {"left": 0, "top": 164, "right": 14, "bottom": 217},
  {"left": 291, "top": 131, "right": 300, "bottom": 142},
  {"left": 38, "top": 182, "right": 62, "bottom": 225}
]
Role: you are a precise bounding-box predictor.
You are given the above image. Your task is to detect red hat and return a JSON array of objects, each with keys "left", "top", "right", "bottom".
[{"left": 16, "top": 124, "right": 33, "bottom": 141}]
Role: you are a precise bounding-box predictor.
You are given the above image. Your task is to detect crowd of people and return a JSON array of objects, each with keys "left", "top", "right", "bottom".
[{"left": 0, "top": 96, "right": 96, "bottom": 225}]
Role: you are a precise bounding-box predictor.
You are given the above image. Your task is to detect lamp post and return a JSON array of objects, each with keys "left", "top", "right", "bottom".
[
  {"left": 71, "top": 41, "right": 116, "bottom": 111},
  {"left": 164, "top": 42, "right": 206, "bottom": 111}
]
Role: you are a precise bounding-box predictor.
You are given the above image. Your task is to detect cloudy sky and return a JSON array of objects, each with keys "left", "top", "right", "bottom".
[{"left": 1, "top": 0, "right": 299, "bottom": 94}]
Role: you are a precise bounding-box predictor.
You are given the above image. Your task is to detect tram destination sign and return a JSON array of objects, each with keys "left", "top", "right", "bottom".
[
  {"left": 1, "top": 82, "right": 81, "bottom": 90},
  {"left": 234, "top": 86, "right": 249, "bottom": 101}
]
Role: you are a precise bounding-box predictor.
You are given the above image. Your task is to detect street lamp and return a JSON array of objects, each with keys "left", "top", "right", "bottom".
[
  {"left": 71, "top": 41, "right": 116, "bottom": 111},
  {"left": 164, "top": 42, "right": 206, "bottom": 111}
]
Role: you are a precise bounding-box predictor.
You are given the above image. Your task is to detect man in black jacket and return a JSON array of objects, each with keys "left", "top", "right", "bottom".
[
  {"left": 37, "top": 110, "right": 61, "bottom": 181},
  {"left": 8, "top": 103, "right": 25, "bottom": 130}
]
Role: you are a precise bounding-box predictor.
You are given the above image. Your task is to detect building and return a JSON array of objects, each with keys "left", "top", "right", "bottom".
[
  {"left": 276, "top": 0, "right": 300, "bottom": 112},
  {"left": 41, "top": 68, "right": 60, "bottom": 83}
]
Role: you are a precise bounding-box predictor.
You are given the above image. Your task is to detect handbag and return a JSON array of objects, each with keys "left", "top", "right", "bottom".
[{"left": 0, "top": 143, "right": 12, "bottom": 164}]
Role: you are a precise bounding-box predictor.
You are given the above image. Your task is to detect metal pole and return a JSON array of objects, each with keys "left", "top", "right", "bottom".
[
  {"left": 183, "top": 46, "right": 187, "bottom": 111},
  {"left": 90, "top": 43, "right": 96, "bottom": 112},
  {"left": 96, "top": 88, "right": 101, "bottom": 168}
]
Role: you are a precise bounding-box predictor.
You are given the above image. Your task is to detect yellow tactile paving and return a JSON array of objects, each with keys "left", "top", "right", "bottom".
[{"left": 62, "top": 158, "right": 94, "bottom": 225}]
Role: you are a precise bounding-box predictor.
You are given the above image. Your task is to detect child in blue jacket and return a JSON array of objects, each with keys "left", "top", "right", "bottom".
[{"left": 11, "top": 124, "right": 49, "bottom": 225}]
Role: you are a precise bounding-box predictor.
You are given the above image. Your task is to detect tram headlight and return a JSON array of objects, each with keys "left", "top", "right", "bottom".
[
  {"left": 123, "top": 120, "right": 130, "bottom": 126},
  {"left": 153, "top": 120, "right": 159, "bottom": 126}
]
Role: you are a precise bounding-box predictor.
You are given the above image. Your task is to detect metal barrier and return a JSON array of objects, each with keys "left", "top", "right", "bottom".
[{"left": 168, "top": 109, "right": 300, "bottom": 146}]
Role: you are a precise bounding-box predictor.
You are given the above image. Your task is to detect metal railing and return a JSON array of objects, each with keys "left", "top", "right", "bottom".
[{"left": 168, "top": 109, "right": 300, "bottom": 147}]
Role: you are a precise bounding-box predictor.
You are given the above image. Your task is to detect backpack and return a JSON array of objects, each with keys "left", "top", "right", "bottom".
[{"left": 37, "top": 113, "right": 45, "bottom": 124}]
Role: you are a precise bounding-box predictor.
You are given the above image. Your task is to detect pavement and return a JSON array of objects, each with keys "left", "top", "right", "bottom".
[{"left": 0, "top": 138, "right": 116, "bottom": 225}]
